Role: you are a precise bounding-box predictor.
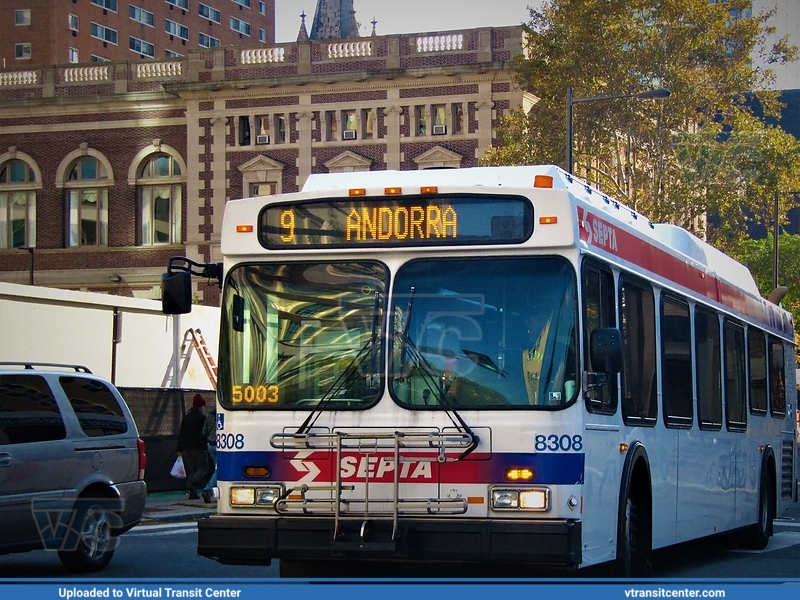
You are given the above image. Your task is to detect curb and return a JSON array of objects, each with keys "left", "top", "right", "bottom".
[{"left": 140, "top": 511, "right": 214, "bottom": 526}]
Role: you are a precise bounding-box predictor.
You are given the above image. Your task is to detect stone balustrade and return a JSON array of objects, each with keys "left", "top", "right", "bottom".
[
  {"left": 240, "top": 47, "right": 285, "bottom": 64},
  {"left": 327, "top": 41, "right": 373, "bottom": 59},
  {"left": 416, "top": 34, "right": 464, "bottom": 53},
  {"left": 0, "top": 70, "right": 38, "bottom": 86},
  {"left": 136, "top": 60, "right": 184, "bottom": 79},
  {"left": 63, "top": 65, "right": 110, "bottom": 83},
  {"left": 0, "top": 25, "right": 523, "bottom": 98}
]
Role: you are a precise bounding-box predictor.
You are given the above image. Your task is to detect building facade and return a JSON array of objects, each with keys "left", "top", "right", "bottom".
[
  {"left": 0, "top": 26, "right": 526, "bottom": 306},
  {"left": 1, "top": 0, "right": 276, "bottom": 67}
]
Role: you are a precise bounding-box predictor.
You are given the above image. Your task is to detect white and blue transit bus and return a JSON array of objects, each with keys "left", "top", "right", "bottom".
[{"left": 162, "top": 165, "right": 797, "bottom": 577}]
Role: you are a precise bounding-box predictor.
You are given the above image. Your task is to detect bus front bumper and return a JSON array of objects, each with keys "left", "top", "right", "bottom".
[{"left": 197, "top": 515, "right": 582, "bottom": 567}]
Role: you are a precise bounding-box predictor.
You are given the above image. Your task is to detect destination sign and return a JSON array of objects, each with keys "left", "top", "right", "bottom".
[{"left": 260, "top": 195, "right": 532, "bottom": 248}]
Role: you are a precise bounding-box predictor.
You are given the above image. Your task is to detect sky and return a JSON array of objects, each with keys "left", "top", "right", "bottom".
[{"left": 274, "top": 0, "right": 537, "bottom": 43}]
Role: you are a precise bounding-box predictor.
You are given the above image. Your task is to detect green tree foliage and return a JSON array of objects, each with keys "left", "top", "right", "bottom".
[
  {"left": 483, "top": 0, "right": 798, "bottom": 243},
  {"left": 673, "top": 126, "right": 800, "bottom": 250},
  {"left": 730, "top": 233, "right": 800, "bottom": 350}
]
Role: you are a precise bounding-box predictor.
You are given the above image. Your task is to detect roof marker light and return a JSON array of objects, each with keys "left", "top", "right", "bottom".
[
  {"left": 533, "top": 175, "right": 554, "bottom": 188},
  {"left": 420, "top": 186, "right": 438, "bottom": 194},
  {"left": 349, "top": 188, "right": 367, "bottom": 196},
  {"left": 385, "top": 187, "right": 402, "bottom": 195},
  {"left": 236, "top": 225, "right": 254, "bottom": 233}
]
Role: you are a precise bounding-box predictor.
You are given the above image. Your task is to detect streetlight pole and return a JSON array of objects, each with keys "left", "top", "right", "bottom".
[
  {"left": 772, "top": 190, "right": 800, "bottom": 292},
  {"left": 19, "top": 246, "right": 34, "bottom": 286},
  {"left": 773, "top": 190, "right": 779, "bottom": 291},
  {"left": 566, "top": 87, "right": 671, "bottom": 174}
]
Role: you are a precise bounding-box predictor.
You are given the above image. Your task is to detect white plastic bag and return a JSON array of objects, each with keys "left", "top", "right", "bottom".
[{"left": 170, "top": 456, "right": 186, "bottom": 479}]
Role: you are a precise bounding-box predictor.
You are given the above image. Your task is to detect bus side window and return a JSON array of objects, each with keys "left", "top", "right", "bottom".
[
  {"left": 768, "top": 336, "right": 786, "bottom": 417},
  {"left": 695, "top": 306, "right": 722, "bottom": 430},
  {"left": 661, "top": 295, "right": 693, "bottom": 427},
  {"left": 582, "top": 261, "right": 617, "bottom": 414},
  {"left": 747, "top": 328, "right": 768, "bottom": 415},
  {"left": 619, "top": 276, "right": 657, "bottom": 426}
]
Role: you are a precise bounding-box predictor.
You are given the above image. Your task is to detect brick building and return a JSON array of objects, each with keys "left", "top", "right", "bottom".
[
  {"left": 1, "top": 0, "right": 276, "bottom": 67},
  {"left": 0, "top": 23, "right": 528, "bottom": 306}
]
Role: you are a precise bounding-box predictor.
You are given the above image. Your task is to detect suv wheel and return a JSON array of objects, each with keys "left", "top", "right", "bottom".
[{"left": 58, "top": 496, "right": 118, "bottom": 572}]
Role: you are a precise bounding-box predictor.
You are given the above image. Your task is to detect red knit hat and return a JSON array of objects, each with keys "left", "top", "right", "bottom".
[{"left": 192, "top": 394, "right": 206, "bottom": 408}]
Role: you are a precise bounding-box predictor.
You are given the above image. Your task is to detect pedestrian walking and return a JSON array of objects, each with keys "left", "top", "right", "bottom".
[
  {"left": 177, "top": 394, "right": 209, "bottom": 500},
  {"left": 201, "top": 404, "right": 218, "bottom": 503}
]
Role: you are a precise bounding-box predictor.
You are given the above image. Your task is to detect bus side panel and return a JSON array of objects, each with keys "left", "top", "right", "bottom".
[
  {"left": 580, "top": 421, "right": 618, "bottom": 566},
  {"left": 676, "top": 427, "right": 736, "bottom": 542},
  {"left": 650, "top": 427, "right": 678, "bottom": 549}
]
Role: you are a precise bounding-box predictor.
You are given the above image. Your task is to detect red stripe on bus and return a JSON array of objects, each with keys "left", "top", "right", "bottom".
[{"left": 578, "top": 210, "right": 789, "bottom": 334}]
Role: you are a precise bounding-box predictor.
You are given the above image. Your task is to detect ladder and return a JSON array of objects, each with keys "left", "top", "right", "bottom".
[
  {"left": 186, "top": 328, "right": 218, "bottom": 389},
  {"left": 162, "top": 328, "right": 218, "bottom": 389}
]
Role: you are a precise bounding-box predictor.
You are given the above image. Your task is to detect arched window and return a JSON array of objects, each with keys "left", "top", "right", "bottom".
[
  {"left": 137, "top": 153, "right": 182, "bottom": 245},
  {"left": 64, "top": 156, "right": 110, "bottom": 247},
  {"left": 0, "top": 158, "right": 37, "bottom": 249}
]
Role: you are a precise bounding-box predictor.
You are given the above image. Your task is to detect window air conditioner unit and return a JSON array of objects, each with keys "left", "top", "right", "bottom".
[
  {"left": 343, "top": 130, "right": 357, "bottom": 140},
  {"left": 256, "top": 135, "right": 270, "bottom": 145},
  {"left": 432, "top": 124, "right": 447, "bottom": 135}
]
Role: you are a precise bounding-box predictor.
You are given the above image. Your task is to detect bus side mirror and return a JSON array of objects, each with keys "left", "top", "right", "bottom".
[
  {"left": 162, "top": 271, "right": 192, "bottom": 315},
  {"left": 232, "top": 294, "right": 245, "bottom": 332},
  {"left": 590, "top": 328, "right": 623, "bottom": 374},
  {"left": 583, "top": 328, "right": 622, "bottom": 408}
]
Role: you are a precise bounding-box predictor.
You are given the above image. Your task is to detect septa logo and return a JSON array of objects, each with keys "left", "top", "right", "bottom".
[
  {"left": 287, "top": 452, "right": 435, "bottom": 483},
  {"left": 580, "top": 209, "right": 619, "bottom": 252},
  {"left": 290, "top": 450, "right": 322, "bottom": 483}
]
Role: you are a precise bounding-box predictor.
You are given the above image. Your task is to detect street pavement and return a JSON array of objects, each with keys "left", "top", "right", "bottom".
[{"left": 140, "top": 490, "right": 216, "bottom": 525}]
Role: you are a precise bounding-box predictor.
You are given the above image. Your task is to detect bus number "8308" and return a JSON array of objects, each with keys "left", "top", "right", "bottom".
[
  {"left": 216, "top": 433, "right": 245, "bottom": 449},
  {"left": 535, "top": 434, "right": 583, "bottom": 452}
]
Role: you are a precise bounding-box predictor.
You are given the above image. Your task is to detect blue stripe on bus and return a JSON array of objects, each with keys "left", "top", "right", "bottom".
[{"left": 216, "top": 450, "right": 584, "bottom": 485}]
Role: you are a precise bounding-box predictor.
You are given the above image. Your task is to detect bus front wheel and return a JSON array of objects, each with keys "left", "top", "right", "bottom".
[{"left": 615, "top": 478, "right": 652, "bottom": 577}]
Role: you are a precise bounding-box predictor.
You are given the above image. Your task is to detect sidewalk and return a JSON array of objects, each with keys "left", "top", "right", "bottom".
[{"left": 140, "top": 491, "right": 217, "bottom": 525}]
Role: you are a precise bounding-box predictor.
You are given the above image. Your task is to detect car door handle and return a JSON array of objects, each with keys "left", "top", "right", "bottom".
[{"left": 0, "top": 452, "right": 11, "bottom": 467}]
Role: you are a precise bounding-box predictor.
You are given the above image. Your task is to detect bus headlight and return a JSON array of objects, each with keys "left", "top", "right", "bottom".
[
  {"left": 491, "top": 489, "right": 519, "bottom": 509},
  {"left": 255, "top": 485, "right": 283, "bottom": 505},
  {"left": 230, "top": 485, "right": 284, "bottom": 506},
  {"left": 230, "top": 487, "right": 256, "bottom": 505},
  {"left": 491, "top": 487, "right": 550, "bottom": 511}
]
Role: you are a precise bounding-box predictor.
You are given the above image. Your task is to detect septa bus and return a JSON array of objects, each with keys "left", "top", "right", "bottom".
[{"left": 162, "top": 165, "right": 797, "bottom": 577}]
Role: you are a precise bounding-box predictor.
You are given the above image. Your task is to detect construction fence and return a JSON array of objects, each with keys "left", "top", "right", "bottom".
[{"left": 119, "top": 387, "right": 216, "bottom": 493}]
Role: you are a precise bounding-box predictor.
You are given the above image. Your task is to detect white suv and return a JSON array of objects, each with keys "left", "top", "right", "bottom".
[{"left": 0, "top": 363, "right": 147, "bottom": 572}]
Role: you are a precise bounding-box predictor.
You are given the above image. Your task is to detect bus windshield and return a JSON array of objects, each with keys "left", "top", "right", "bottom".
[
  {"left": 218, "top": 261, "right": 388, "bottom": 410},
  {"left": 390, "top": 257, "right": 578, "bottom": 409}
]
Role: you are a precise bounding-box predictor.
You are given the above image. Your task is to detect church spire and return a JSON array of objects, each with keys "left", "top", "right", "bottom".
[
  {"left": 296, "top": 10, "right": 309, "bottom": 42},
  {"left": 309, "top": 0, "right": 360, "bottom": 40}
]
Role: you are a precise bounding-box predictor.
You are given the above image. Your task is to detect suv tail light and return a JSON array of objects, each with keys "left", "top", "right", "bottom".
[{"left": 137, "top": 438, "right": 147, "bottom": 480}]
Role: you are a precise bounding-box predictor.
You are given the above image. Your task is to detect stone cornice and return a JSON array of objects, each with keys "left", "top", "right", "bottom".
[
  {"left": 0, "top": 92, "right": 183, "bottom": 117},
  {"left": 165, "top": 62, "right": 515, "bottom": 100}
]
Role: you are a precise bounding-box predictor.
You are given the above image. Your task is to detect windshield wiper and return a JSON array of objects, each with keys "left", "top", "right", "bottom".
[
  {"left": 460, "top": 349, "right": 507, "bottom": 377},
  {"left": 394, "top": 288, "right": 479, "bottom": 460},
  {"left": 295, "top": 291, "right": 382, "bottom": 435}
]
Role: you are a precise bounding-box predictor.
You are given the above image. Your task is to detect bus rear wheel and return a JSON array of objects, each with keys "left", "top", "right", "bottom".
[{"left": 743, "top": 469, "right": 774, "bottom": 550}]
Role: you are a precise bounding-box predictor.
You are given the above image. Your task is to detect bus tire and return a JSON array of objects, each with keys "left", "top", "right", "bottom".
[
  {"left": 744, "top": 468, "right": 774, "bottom": 550},
  {"left": 615, "top": 446, "right": 652, "bottom": 577},
  {"left": 57, "top": 495, "right": 118, "bottom": 573}
]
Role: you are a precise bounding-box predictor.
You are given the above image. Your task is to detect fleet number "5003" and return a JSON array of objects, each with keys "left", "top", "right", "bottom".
[{"left": 231, "top": 385, "right": 279, "bottom": 404}]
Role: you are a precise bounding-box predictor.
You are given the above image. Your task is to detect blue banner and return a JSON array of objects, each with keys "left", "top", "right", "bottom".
[{"left": 2, "top": 580, "right": 800, "bottom": 600}]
